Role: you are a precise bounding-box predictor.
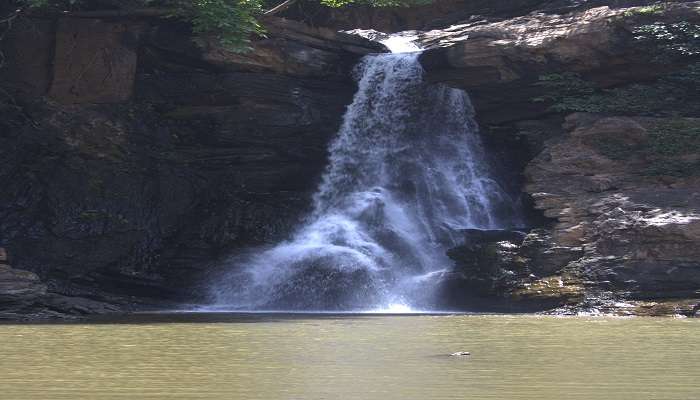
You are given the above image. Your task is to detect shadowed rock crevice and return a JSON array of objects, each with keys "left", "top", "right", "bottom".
[
  {"left": 2, "top": 1, "right": 700, "bottom": 318},
  {"left": 0, "top": 14, "right": 382, "bottom": 317}
]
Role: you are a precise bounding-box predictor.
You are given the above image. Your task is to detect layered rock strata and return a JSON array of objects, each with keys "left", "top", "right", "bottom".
[{"left": 0, "top": 14, "right": 382, "bottom": 316}]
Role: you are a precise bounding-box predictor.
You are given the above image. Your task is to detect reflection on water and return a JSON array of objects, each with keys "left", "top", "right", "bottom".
[{"left": 1, "top": 314, "right": 699, "bottom": 400}]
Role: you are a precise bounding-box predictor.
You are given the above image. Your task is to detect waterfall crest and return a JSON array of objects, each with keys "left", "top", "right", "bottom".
[{"left": 211, "top": 36, "right": 521, "bottom": 311}]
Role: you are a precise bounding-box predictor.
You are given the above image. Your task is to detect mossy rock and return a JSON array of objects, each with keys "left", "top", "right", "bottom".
[{"left": 508, "top": 275, "right": 585, "bottom": 306}]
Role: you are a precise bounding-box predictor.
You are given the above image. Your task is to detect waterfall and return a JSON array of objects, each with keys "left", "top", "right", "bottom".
[{"left": 211, "top": 35, "right": 521, "bottom": 311}]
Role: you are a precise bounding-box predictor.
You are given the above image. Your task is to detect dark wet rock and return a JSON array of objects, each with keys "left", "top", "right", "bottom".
[
  {"left": 0, "top": 17, "right": 54, "bottom": 97},
  {"left": 439, "top": 229, "right": 530, "bottom": 310},
  {"left": 442, "top": 229, "right": 585, "bottom": 310},
  {"left": 264, "top": 263, "right": 383, "bottom": 310},
  {"left": 0, "top": 14, "right": 380, "bottom": 318},
  {"left": 0, "top": 247, "right": 122, "bottom": 319},
  {"left": 519, "top": 229, "right": 583, "bottom": 276},
  {"left": 0, "top": 261, "right": 48, "bottom": 312},
  {"left": 461, "top": 228, "right": 527, "bottom": 246},
  {"left": 4, "top": 0, "right": 700, "bottom": 318},
  {"left": 42, "top": 294, "right": 121, "bottom": 315},
  {"left": 49, "top": 19, "right": 146, "bottom": 104}
]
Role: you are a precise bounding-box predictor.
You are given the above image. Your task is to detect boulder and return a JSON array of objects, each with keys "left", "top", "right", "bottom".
[
  {"left": 0, "top": 247, "right": 48, "bottom": 318},
  {"left": 0, "top": 263, "right": 47, "bottom": 307},
  {"left": 439, "top": 229, "right": 530, "bottom": 310},
  {"left": 522, "top": 114, "right": 700, "bottom": 314}
]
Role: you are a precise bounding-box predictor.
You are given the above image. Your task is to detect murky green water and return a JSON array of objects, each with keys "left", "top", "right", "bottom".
[{"left": 1, "top": 314, "right": 699, "bottom": 399}]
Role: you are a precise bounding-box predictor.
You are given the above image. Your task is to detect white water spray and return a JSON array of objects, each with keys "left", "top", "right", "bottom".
[{"left": 211, "top": 35, "right": 521, "bottom": 311}]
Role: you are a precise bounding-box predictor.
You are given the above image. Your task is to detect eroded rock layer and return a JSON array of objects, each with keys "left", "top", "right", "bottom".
[
  {"left": 0, "top": 14, "right": 383, "bottom": 317},
  {"left": 2, "top": 0, "right": 700, "bottom": 318},
  {"left": 429, "top": 2, "right": 700, "bottom": 316}
]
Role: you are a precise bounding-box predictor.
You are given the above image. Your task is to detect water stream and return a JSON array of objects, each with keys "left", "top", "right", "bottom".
[{"left": 212, "top": 36, "right": 521, "bottom": 311}]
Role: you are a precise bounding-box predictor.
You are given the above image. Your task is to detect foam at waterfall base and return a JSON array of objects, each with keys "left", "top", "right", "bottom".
[{"left": 210, "top": 34, "right": 522, "bottom": 311}]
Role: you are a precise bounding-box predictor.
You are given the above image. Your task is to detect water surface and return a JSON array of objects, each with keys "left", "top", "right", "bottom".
[{"left": 2, "top": 314, "right": 699, "bottom": 399}]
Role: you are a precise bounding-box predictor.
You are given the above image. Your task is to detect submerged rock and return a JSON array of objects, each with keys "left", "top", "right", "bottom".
[
  {"left": 0, "top": 248, "right": 48, "bottom": 317},
  {"left": 0, "top": 248, "right": 121, "bottom": 319},
  {"left": 263, "top": 263, "right": 383, "bottom": 310}
]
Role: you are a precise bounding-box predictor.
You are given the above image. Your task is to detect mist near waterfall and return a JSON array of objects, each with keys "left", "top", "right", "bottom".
[{"left": 211, "top": 36, "right": 521, "bottom": 311}]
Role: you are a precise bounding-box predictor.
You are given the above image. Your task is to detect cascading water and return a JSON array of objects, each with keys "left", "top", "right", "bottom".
[{"left": 211, "top": 35, "right": 521, "bottom": 311}]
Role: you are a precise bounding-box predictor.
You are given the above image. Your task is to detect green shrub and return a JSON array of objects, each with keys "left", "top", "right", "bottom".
[
  {"left": 533, "top": 63, "right": 700, "bottom": 117},
  {"left": 644, "top": 159, "right": 700, "bottom": 177},
  {"left": 646, "top": 118, "right": 700, "bottom": 156},
  {"left": 594, "top": 137, "right": 640, "bottom": 160},
  {"left": 622, "top": 4, "right": 667, "bottom": 17},
  {"left": 633, "top": 21, "right": 700, "bottom": 58},
  {"left": 593, "top": 118, "right": 700, "bottom": 177}
]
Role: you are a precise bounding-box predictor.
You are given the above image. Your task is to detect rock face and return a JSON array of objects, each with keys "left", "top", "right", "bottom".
[
  {"left": 0, "top": 247, "right": 118, "bottom": 319},
  {"left": 428, "top": 2, "right": 700, "bottom": 316},
  {"left": 419, "top": 2, "right": 700, "bottom": 124},
  {"left": 440, "top": 229, "right": 585, "bottom": 311},
  {"left": 281, "top": 0, "right": 663, "bottom": 33},
  {"left": 444, "top": 114, "right": 700, "bottom": 316},
  {"left": 49, "top": 19, "right": 146, "bottom": 103},
  {"left": 0, "top": 14, "right": 382, "bottom": 316},
  {"left": 2, "top": 1, "right": 699, "bottom": 318},
  {"left": 0, "top": 247, "right": 48, "bottom": 318},
  {"left": 525, "top": 114, "right": 700, "bottom": 315}
]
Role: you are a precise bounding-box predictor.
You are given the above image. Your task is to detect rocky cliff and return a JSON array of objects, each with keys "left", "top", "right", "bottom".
[
  {"left": 423, "top": 1, "right": 700, "bottom": 316},
  {"left": 2, "top": 0, "right": 699, "bottom": 318},
  {"left": 0, "top": 13, "right": 383, "bottom": 318}
]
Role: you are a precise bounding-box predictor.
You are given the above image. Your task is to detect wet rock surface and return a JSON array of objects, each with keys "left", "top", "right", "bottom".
[
  {"left": 444, "top": 114, "right": 700, "bottom": 316},
  {"left": 3, "top": 1, "right": 700, "bottom": 318},
  {"left": 0, "top": 15, "right": 381, "bottom": 317},
  {"left": 524, "top": 114, "right": 700, "bottom": 315},
  {"left": 421, "top": 2, "right": 700, "bottom": 316},
  {"left": 0, "top": 248, "right": 117, "bottom": 320}
]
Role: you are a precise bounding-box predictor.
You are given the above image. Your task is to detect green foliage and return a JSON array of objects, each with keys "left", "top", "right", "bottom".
[
  {"left": 590, "top": 118, "right": 700, "bottom": 177},
  {"left": 622, "top": 4, "right": 667, "bottom": 17},
  {"left": 644, "top": 158, "right": 700, "bottom": 177},
  {"left": 594, "top": 136, "right": 641, "bottom": 160},
  {"left": 534, "top": 69, "right": 700, "bottom": 178},
  {"left": 533, "top": 64, "right": 700, "bottom": 117},
  {"left": 17, "top": 0, "right": 431, "bottom": 52},
  {"left": 647, "top": 118, "right": 700, "bottom": 156},
  {"left": 633, "top": 21, "right": 700, "bottom": 58},
  {"left": 172, "top": 0, "right": 265, "bottom": 52},
  {"left": 18, "top": 0, "right": 265, "bottom": 52},
  {"left": 532, "top": 72, "right": 596, "bottom": 112}
]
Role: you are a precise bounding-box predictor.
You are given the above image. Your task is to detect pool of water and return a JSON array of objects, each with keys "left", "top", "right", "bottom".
[{"left": 1, "top": 313, "right": 699, "bottom": 399}]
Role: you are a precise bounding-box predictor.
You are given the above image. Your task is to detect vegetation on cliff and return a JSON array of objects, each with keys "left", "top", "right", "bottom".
[
  {"left": 530, "top": 6, "right": 700, "bottom": 178},
  {"left": 9, "top": 0, "right": 430, "bottom": 51}
]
